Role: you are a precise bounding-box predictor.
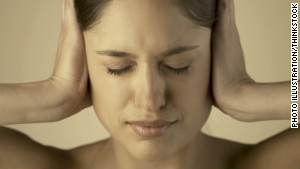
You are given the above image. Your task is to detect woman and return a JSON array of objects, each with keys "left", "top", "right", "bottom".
[{"left": 0, "top": 0, "right": 299, "bottom": 168}]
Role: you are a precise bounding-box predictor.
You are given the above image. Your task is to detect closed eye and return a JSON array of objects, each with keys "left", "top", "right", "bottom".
[
  {"left": 164, "top": 65, "right": 190, "bottom": 75},
  {"left": 107, "top": 64, "right": 190, "bottom": 76},
  {"left": 107, "top": 66, "right": 133, "bottom": 76}
]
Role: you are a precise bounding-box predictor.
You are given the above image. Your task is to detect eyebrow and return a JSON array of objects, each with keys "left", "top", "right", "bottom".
[{"left": 96, "top": 45, "right": 199, "bottom": 58}]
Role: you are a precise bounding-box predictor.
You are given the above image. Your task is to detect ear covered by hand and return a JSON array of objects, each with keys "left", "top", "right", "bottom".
[
  {"left": 211, "top": 0, "right": 254, "bottom": 118},
  {"left": 50, "top": 0, "right": 91, "bottom": 119}
]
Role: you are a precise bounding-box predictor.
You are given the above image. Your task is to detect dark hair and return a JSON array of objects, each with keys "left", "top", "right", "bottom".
[{"left": 74, "top": 0, "right": 216, "bottom": 31}]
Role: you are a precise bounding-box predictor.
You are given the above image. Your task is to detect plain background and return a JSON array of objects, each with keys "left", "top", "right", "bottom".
[{"left": 0, "top": 0, "right": 296, "bottom": 149}]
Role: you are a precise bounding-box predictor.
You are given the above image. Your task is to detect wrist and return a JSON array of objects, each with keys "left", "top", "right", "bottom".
[
  {"left": 45, "top": 77, "right": 80, "bottom": 119},
  {"left": 217, "top": 78, "right": 258, "bottom": 121},
  {"left": 220, "top": 80, "right": 290, "bottom": 122}
]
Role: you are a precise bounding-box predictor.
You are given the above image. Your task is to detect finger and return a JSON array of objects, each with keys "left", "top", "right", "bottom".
[
  {"left": 215, "top": 0, "right": 236, "bottom": 31},
  {"left": 54, "top": 0, "right": 87, "bottom": 85},
  {"left": 62, "top": 0, "right": 81, "bottom": 37},
  {"left": 212, "top": 0, "right": 247, "bottom": 81}
]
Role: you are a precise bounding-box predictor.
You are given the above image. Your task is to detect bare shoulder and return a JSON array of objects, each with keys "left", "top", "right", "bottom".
[
  {"left": 68, "top": 137, "right": 111, "bottom": 169},
  {"left": 231, "top": 127, "right": 300, "bottom": 169},
  {"left": 202, "top": 127, "right": 299, "bottom": 169},
  {"left": 0, "top": 126, "right": 73, "bottom": 169}
]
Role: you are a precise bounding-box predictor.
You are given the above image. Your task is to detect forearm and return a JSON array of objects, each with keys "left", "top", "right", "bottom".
[
  {"left": 223, "top": 81, "right": 292, "bottom": 121},
  {"left": 0, "top": 80, "right": 72, "bottom": 125}
]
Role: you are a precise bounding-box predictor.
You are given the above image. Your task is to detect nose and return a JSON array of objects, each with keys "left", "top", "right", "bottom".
[{"left": 134, "top": 64, "right": 166, "bottom": 112}]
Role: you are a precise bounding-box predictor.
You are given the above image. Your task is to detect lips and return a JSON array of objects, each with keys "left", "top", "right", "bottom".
[{"left": 127, "top": 120, "right": 176, "bottom": 137}]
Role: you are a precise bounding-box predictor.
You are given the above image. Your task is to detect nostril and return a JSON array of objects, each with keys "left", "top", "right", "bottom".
[{"left": 134, "top": 94, "right": 166, "bottom": 112}]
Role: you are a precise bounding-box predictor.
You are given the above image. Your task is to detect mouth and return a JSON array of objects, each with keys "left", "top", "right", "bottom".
[{"left": 126, "top": 120, "right": 177, "bottom": 138}]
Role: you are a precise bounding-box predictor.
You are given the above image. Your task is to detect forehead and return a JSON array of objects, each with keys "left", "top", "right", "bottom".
[{"left": 84, "top": 0, "right": 210, "bottom": 55}]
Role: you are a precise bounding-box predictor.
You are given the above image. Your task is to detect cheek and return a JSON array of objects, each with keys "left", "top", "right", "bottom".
[
  {"left": 87, "top": 58, "right": 131, "bottom": 133},
  {"left": 168, "top": 54, "right": 212, "bottom": 129}
]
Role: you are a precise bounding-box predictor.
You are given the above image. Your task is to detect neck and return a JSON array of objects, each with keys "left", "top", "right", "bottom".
[{"left": 108, "top": 132, "right": 207, "bottom": 169}]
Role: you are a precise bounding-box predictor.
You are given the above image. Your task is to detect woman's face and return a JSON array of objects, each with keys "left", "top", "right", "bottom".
[{"left": 84, "top": 0, "right": 212, "bottom": 162}]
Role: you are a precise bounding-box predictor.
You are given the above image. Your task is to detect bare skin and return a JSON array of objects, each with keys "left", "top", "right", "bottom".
[
  {"left": 0, "top": 0, "right": 299, "bottom": 169},
  {"left": 0, "top": 126, "right": 298, "bottom": 169}
]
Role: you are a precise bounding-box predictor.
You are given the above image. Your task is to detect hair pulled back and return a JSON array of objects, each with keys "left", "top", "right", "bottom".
[{"left": 74, "top": 0, "right": 216, "bottom": 31}]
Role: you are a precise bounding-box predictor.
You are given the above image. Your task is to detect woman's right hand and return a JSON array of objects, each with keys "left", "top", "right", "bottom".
[
  {"left": 49, "top": 0, "right": 91, "bottom": 116},
  {"left": 0, "top": 0, "right": 91, "bottom": 125}
]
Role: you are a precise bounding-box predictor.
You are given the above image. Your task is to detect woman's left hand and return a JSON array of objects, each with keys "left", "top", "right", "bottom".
[
  {"left": 211, "top": 0, "right": 253, "bottom": 119},
  {"left": 211, "top": 0, "right": 291, "bottom": 121}
]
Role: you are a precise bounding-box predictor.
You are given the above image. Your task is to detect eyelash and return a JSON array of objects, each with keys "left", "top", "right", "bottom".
[
  {"left": 107, "top": 66, "right": 133, "bottom": 76},
  {"left": 107, "top": 64, "right": 190, "bottom": 76}
]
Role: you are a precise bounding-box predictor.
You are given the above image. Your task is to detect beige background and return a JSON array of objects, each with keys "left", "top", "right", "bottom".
[{"left": 0, "top": 0, "right": 297, "bottom": 149}]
